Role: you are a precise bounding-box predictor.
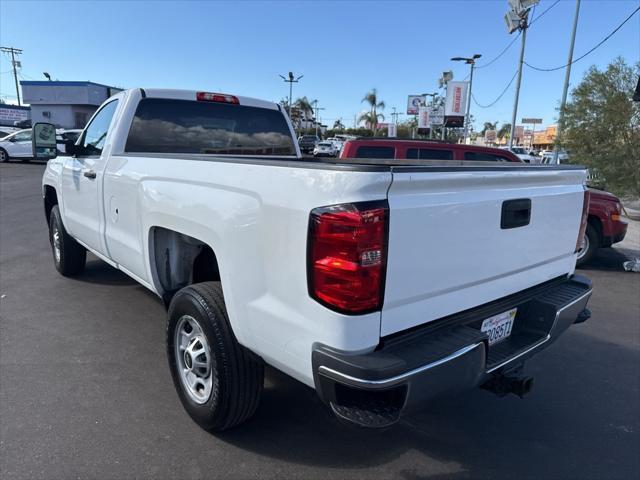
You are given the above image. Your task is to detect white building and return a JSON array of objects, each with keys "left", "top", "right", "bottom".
[{"left": 20, "top": 81, "right": 121, "bottom": 129}]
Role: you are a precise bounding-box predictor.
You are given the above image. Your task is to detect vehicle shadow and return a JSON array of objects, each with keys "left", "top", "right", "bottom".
[
  {"left": 579, "top": 245, "right": 639, "bottom": 272},
  {"left": 217, "top": 329, "right": 639, "bottom": 479},
  {"left": 73, "top": 257, "right": 137, "bottom": 286}
]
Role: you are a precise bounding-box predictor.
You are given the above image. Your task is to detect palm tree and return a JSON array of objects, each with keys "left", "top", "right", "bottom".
[
  {"left": 362, "top": 89, "right": 385, "bottom": 133},
  {"left": 358, "top": 111, "right": 385, "bottom": 132},
  {"left": 333, "top": 119, "right": 345, "bottom": 130}
]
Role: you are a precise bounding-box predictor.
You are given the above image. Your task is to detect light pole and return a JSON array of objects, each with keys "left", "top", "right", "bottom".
[
  {"left": 278, "top": 72, "right": 303, "bottom": 118},
  {"left": 451, "top": 55, "right": 481, "bottom": 143}
]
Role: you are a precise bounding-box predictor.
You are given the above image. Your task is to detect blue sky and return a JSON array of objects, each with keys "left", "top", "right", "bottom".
[{"left": 1, "top": 0, "right": 638, "bottom": 129}]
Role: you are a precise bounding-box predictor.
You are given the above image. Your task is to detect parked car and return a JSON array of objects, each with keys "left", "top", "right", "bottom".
[
  {"left": 35, "top": 88, "right": 592, "bottom": 432},
  {"left": 326, "top": 137, "right": 344, "bottom": 154},
  {"left": 313, "top": 141, "right": 337, "bottom": 157},
  {"left": 340, "top": 138, "right": 522, "bottom": 162},
  {"left": 501, "top": 146, "right": 538, "bottom": 163},
  {"left": 576, "top": 188, "right": 628, "bottom": 266},
  {"left": 542, "top": 150, "right": 570, "bottom": 164},
  {"left": 14, "top": 119, "right": 32, "bottom": 128},
  {"left": 298, "top": 134, "right": 320, "bottom": 154},
  {"left": 0, "top": 127, "right": 20, "bottom": 139},
  {"left": 0, "top": 129, "right": 33, "bottom": 162}
]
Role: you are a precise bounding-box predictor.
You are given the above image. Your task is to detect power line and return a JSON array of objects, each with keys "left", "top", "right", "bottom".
[
  {"left": 525, "top": 5, "right": 640, "bottom": 72},
  {"left": 529, "top": 0, "right": 560, "bottom": 25},
  {"left": 475, "top": 33, "right": 520, "bottom": 70},
  {"left": 472, "top": 70, "right": 519, "bottom": 108}
]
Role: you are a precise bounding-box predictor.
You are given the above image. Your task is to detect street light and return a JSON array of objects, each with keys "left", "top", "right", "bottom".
[
  {"left": 279, "top": 72, "right": 303, "bottom": 119},
  {"left": 451, "top": 54, "right": 481, "bottom": 143}
]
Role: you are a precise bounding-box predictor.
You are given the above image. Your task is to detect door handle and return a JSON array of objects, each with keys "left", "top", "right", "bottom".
[{"left": 83, "top": 169, "right": 97, "bottom": 179}]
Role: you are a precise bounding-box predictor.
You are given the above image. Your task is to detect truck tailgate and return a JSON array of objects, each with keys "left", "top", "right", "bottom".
[{"left": 382, "top": 166, "right": 587, "bottom": 336}]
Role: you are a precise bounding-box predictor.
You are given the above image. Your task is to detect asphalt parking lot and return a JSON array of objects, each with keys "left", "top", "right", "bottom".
[{"left": 1, "top": 162, "right": 639, "bottom": 480}]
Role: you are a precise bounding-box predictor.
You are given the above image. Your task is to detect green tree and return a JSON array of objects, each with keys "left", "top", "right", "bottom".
[
  {"left": 362, "top": 89, "right": 385, "bottom": 133},
  {"left": 497, "top": 123, "right": 511, "bottom": 143},
  {"left": 333, "top": 119, "right": 345, "bottom": 130},
  {"left": 562, "top": 57, "right": 639, "bottom": 196}
]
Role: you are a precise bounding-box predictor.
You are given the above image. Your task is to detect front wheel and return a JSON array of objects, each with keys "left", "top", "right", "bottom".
[
  {"left": 167, "top": 282, "right": 264, "bottom": 431},
  {"left": 49, "top": 205, "right": 86, "bottom": 276}
]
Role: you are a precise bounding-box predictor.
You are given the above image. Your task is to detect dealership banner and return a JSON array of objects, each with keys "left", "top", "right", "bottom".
[
  {"left": 429, "top": 106, "right": 444, "bottom": 126},
  {"left": 444, "top": 81, "right": 468, "bottom": 117},
  {"left": 407, "top": 95, "right": 425, "bottom": 115},
  {"left": 484, "top": 130, "right": 497, "bottom": 142},
  {"left": 418, "top": 107, "right": 430, "bottom": 129},
  {"left": 388, "top": 123, "right": 397, "bottom": 138}
]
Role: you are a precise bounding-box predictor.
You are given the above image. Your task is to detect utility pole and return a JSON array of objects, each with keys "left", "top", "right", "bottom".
[
  {"left": 278, "top": 72, "right": 303, "bottom": 119},
  {"left": 0, "top": 46, "right": 23, "bottom": 105},
  {"left": 509, "top": 23, "right": 527, "bottom": 149},
  {"left": 312, "top": 100, "right": 325, "bottom": 138},
  {"left": 505, "top": 0, "right": 539, "bottom": 149},
  {"left": 451, "top": 55, "right": 481, "bottom": 143},
  {"left": 553, "top": 0, "right": 581, "bottom": 164}
]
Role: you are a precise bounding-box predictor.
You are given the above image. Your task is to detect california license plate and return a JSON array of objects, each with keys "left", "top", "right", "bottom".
[{"left": 481, "top": 308, "right": 517, "bottom": 346}]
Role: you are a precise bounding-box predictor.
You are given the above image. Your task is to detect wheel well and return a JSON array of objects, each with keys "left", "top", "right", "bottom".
[
  {"left": 150, "top": 227, "right": 220, "bottom": 306},
  {"left": 44, "top": 185, "right": 58, "bottom": 223},
  {"left": 588, "top": 215, "right": 602, "bottom": 240}
]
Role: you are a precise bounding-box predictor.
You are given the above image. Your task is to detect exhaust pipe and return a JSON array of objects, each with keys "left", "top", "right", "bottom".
[{"left": 481, "top": 374, "right": 534, "bottom": 399}]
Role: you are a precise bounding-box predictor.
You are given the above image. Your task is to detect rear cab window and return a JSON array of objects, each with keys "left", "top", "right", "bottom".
[
  {"left": 463, "top": 151, "right": 511, "bottom": 162},
  {"left": 355, "top": 146, "right": 395, "bottom": 159},
  {"left": 125, "top": 98, "right": 296, "bottom": 156},
  {"left": 406, "top": 148, "right": 453, "bottom": 160}
]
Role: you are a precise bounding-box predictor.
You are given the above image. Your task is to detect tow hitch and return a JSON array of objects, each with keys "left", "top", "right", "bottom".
[{"left": 481, "top": 368, "right": 534, "bottom": 399}]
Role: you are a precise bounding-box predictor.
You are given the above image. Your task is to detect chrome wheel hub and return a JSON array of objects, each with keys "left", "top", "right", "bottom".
[
  {"left": 175, "top": 315, "right": 213, "bottom": 404},
  {"left": 52, "top": 225, "right": 61, "bottom": 263}
]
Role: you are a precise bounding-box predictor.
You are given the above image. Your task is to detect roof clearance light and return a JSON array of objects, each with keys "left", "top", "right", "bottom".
[{"left": 196, "top": 92, "right": 240, "bottom": 104}]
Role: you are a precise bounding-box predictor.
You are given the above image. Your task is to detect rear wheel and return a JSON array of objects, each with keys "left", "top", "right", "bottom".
[
  {"left": 0, "top": 149, "right": 8, "bottom": 162},
  {"left": 576, "top": 223, "right": 599, "bottom": 268},
  {"left": 167, "top": 282, "right": 264, "bottom": 431},
  {"left": 49, "top": 205, "right": 86, "bottom": 276}
]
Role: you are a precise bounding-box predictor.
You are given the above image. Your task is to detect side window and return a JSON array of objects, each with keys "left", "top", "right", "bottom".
[
  {"left": 14, "top": 131, "right": 32, "bottom": 142},
  {"left": 464, "top": 151, "right": 508, "bottom": 162},
  {"left": 81, "top": 100, "right": 119, "bottom": 155},
  {"left": 406, "top": 148, "right": 453, "bottom": 160},
  {"left": 355, "top": 146, "right": 395, "bottom": 159}
]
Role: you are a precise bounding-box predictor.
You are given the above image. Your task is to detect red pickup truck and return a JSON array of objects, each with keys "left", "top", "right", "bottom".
[{"left": 339, "top": 139, "right": 627, "bottom": 266}]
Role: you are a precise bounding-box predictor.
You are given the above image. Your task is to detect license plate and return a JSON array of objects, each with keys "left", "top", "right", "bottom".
[{"left": 481, "top": 308, "right": 517, "bottom": 346}]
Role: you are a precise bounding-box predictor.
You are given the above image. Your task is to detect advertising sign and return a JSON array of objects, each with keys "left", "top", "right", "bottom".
[
  {"left": 484, "top": 130, "right": 497, "bottom": 142},
  {"left": 429, "top": 106, "right": 444, "bottom": 126},
  {"left": 521, "top": 118, "right": 542, "bottom": 124},
  {"left": 0, "top": 105, "right": 30, "bottom": 126},
  {"left": 388, "top": 123, "right": 397, "bottom": 138},
  {"left": 418, "top": 107, "right": 430, "bottom": 129},
  {"left": 407, "top": 95, "right": 425, "bottom": 115},
  {"left": 514, "top": 125, "right": 525, "bottom": 140},
  {"left": 444, "top": 81, "right": 468, "bottom": 117}
]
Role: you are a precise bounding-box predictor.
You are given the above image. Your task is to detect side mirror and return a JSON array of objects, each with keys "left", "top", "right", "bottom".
[{"left": 32, "top": 123, "right": 58, "bottom": 160}]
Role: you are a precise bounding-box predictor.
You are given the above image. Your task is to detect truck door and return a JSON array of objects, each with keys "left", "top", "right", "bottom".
[{"left": 60, "top": 99, "right": 119, "bottom": 253}]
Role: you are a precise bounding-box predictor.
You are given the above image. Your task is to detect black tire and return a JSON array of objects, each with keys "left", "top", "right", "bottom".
[
  {"left": 576, "top": 223, "right": 599, "bottom": 268},
  {"left": 167, "top": 282, "right": 264, "bottom": 431},
  {"left": 0, "top": 148, "right": 8, "bottom": 163},
  {"left": 48, "top": 205, "right": 86, "bottom": 276}
]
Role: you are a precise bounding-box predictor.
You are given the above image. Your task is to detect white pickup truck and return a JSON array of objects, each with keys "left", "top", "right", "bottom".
[{"left": 33, "top": 88, "right": 593, "bottom": 431}]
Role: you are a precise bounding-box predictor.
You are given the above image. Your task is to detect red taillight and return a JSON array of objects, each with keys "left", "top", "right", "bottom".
[
  {"left": 196, "top": 92, "right": 240, "bottom": 104},
  {"left": 308, "top": 201, "right": 388, "bottom": 314},
  {"left": 575, "top": 189, "right": 591, "bottom": 252}
]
